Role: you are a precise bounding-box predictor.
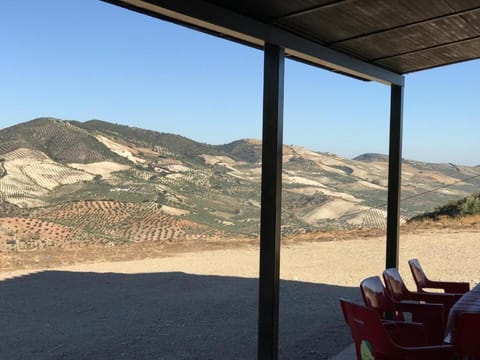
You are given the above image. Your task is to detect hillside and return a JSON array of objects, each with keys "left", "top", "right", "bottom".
[
  {"left": 215, "top": 139, "right": 262, "bottom": 163},
  {"left": 0, "top": 118, "right": 128, "bottom": 164},
  {"left": 0, "top": 200, "right": 223, "bottom": 252},
  {"left": 73, "top": 119, "right": 221, "bottom": 160},
  {"left": 1, "top": 118, "right": 480, "bottom": 251}
]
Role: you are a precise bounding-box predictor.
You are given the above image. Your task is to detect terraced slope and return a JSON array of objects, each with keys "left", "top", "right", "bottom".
[
  {"left": 0, "top": 148, "right": 94, "bottom": 207},
  {"left": 0, "top": 118, "right": 128, "bottom": 164},
  {"left": 1, "top": 117, "right": 479, "bottom": 253},
  {"left": 0, "top": 200, "right": 223, "bottom": 251}
]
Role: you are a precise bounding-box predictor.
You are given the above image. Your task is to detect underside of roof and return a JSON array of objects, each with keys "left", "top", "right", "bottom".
[
  {"left": 208, "top": 0, "right": 480, "bottom": 74},
  {"left": 104, "top": 0, "right": 480, "bottom": 83}
]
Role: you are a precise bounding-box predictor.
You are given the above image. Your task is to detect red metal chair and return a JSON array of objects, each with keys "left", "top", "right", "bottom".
[
  {"left": 454, "top": 312, "right": 480, "bottom": 359},
  {"left": 339, "top": 298, "right": 454, "bottom": 360},
  {"left": 383, "top": 268, "right": 462, "bottom": 321},
  {"left": 360, "top": 276, "right": 445, "bottom": 344},
  {"left": 408, "top": 259, "right": 470, "bottom": 294}
]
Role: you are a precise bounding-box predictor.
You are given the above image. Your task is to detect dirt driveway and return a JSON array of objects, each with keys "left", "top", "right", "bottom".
[{"left": 1, "top": 229, "right": 478, "bottom": 359}]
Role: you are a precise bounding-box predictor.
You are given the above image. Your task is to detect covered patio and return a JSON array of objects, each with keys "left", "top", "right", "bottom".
[{"left": 101, "top": 1, "right": 480, "bottom": 358}]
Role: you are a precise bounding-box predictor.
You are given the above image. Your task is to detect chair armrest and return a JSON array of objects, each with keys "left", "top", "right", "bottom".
[
  {"left": 409, "top": 291, "right": 461, "bottom": 306},
  {"left": 393, "top": 301, "right": 445, "bottom": 344},
  {"left": 394, "top": 301, "right": 443, "bottom": 316},
  {"left": 397, "top": 344, "right": 455, "bottom": 360},
  {"left": 425, "top": 280, "right": 470, "bottom": 294},
  {"left": 404, "top": 293, "right": 459, "bottom": 327},
  {"left": 384, "top": 321, "right": 427, "bottom": 346}
]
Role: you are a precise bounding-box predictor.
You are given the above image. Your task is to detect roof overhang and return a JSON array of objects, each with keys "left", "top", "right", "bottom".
[{"left": 102, "top": 0, "right": 405, "bottom": 85}]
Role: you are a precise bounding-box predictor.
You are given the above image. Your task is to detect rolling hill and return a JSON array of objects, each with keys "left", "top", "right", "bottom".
[
  {"left": 1, "top": 117, "right": 479, "bottom": 251},
  {"left": 0, "top": 118, "right": 127, "bottom": 164}
]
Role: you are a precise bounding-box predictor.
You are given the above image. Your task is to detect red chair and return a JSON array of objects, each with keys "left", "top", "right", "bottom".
[
  {"left": 383, "top": 268, "right": 462, "bottom": 321},
  {"left": 408, "top": 259, "right": 470, "bottom": 294},
  {"left": 339, "top": 298, "right": 454, "bottom": 360},
  {"left": 455, "top": 312, "right": 480, "bottom": 359},
  {"left": 360, "top": 276, "right": 445, "bottom": 344}
]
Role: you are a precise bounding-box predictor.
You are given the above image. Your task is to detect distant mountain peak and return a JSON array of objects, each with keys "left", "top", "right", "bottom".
[
  {"left": 353, "top": 153, "right": 389, "bottom": 162},
  {"left": 216, "top": 139, "right": 262, "bottom": 163},
  {"left": 243, "top": 138, "right": 262, "bottom": 145}
]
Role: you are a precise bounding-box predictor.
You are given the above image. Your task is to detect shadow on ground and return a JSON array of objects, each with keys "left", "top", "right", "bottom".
[{"left": 0, "top": 271, "right": 359, "bottom": 359}]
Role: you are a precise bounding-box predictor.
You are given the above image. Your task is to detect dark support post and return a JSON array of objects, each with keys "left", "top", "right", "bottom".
[
  {"left": 386, "top": 84, "right": 404, "bottom": 269},
  {"left": 258, "top": 43, "right": 284, "bottom": 360}
]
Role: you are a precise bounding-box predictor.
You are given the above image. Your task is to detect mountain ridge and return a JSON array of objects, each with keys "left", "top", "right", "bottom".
[
  {"left": 1, "top": 117, "right": 479, "bottom": 250},
  {"left": 5, "top": 118, "right": 471, "bottom": 167},
  {"left": 353, "top": 153, "right": 389, "bottom": 163}
]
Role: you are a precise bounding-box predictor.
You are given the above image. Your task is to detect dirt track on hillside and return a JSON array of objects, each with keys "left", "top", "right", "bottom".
[{"left": 1, "top": 228, "right": 479, "bottom": 359}]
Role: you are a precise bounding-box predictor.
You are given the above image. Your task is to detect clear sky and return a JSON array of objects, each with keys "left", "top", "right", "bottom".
[{"left": 1, "top": 0, "right": 479, "bottom": 165}]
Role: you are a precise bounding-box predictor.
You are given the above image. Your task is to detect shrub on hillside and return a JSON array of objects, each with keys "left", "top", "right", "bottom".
[
  {"left": 461, "top": 194, "right": 480, "bottom": 216},
  {"left": 410, "top": 192, "right": 480, "bottom": 221}
]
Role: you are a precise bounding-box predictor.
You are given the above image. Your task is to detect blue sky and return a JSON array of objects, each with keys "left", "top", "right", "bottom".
[{"left": 1, "top": 0, "right": 478, "bottom": 165}]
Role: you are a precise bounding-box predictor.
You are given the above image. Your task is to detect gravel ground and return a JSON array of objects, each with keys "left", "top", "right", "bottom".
[{"left": 1, "top": 228, "right": 478, "bottom": 359}]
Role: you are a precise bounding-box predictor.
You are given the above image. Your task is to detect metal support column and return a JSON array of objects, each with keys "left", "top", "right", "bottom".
[
  {"left": 258, "top": 43, "right": 284, "bottom": 360},
  {"left": 386, "top": 84, "right": 404, "bottom": 269}
]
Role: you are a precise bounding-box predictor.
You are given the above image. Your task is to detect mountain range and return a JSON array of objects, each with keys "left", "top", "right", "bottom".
[{"left": 1, "top": 117, "right": 479, "bottom": 251}]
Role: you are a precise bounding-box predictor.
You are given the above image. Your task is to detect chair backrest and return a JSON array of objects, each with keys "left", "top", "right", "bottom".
[
  {"left": 408, "top": 259, "right": 427, "bottom": 290},
  {"left": 455, "top": 312, "right": 480, "bottom": 358},
  {"left": 339, "top": 298, "right": 393, "bottom": 358},
  {"left": 383, "top": 268, "right": 411, "bottom": 301},
  {"left": 360, "top": 276, "right": 404, "bottom": 320}
]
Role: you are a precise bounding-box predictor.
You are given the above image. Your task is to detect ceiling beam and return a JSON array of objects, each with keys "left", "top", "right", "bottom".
[{"left": 101, "top": 0, "right": 404, "bottom": 85}]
